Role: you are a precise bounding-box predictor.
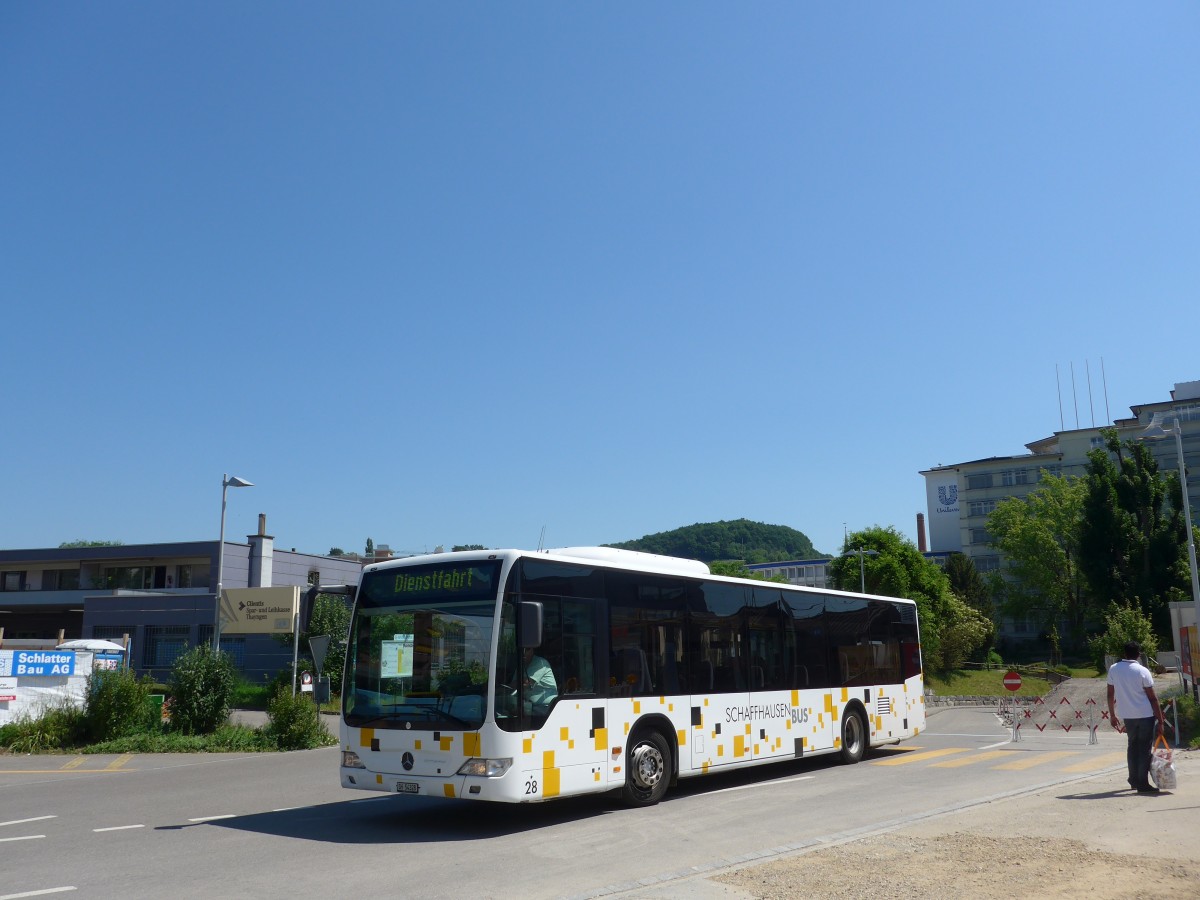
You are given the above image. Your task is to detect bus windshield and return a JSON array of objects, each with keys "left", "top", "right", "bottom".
[{"left": 343, "top": 559, "right": 501, "bottom": 731}]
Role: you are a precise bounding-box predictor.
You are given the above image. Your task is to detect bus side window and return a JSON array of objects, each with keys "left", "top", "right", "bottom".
[{"left": 612, "top": 646, "right": 651, "bottom": 694}]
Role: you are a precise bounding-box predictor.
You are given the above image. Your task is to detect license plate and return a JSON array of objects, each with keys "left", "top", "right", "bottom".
[{"left": 396, "top": 782, "right": 419, "bottom": 794}]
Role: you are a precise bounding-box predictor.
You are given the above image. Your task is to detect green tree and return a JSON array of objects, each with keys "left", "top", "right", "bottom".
[
  {"left": 986, "top": 473, "right": 1091, "bottom": 647},
  {"left": 1079, "top": 429, "right": 1188, "bottom": 635},
  {"left": 328, "top": 547, "right": 345, "bottom": 556},
  {"left": 830, "top": 526, "right": 990, "bottom": 672},
  {"left": 365, "top": 537, "right": 375, "bottom": 559},
  {"left": 945, "top": 553, "right": 991, "bottom": 614},
  {"left": 452, "top": 544, "right": 487, "bottom": 551},
  {"left": 59, "top": 539, "right": 124, "bottom": 548},
  {"left": 707, "top": 560, "right": 786, "bottom": 582},
  {"left": 944, "top": 553, "right": 995, "bottom": 649},
  {"left": 306, "top": 593, "right": 351, "bottom": 693}
]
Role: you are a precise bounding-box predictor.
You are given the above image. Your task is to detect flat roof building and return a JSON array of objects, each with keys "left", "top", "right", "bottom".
[{"left": 0, "top": 517, "right": 364, "bottom": 681}]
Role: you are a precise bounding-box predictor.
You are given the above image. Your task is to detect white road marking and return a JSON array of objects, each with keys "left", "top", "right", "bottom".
[
  {"left": 92, "top": 824, "right": 145, "bottom": 832},
  {"left": 0, "top": 889, "right": 77, "bottom": 899},
  {"left": 0, "top": 835, "right": 46, "bottom": 843},
  {"left": 0, "top": 816, "right": 56, "bottom": 828},
  {"left": 187, "top": 814, "right": 236, "bottom": 822},
  {"left": 705, "top": 775, "right": 816, "bottom": 795}
]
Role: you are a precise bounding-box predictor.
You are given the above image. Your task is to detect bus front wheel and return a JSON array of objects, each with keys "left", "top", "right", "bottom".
[
  {"left": 839, "top": 707, "right": 867, "bottom": 764},
  {"left": 622, "top": 729, "right": 672, "bottom": 806}
]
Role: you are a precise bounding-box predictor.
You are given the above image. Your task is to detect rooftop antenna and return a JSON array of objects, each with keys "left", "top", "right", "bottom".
[
  {"left": 1070, "top": 362, "right": 1080, "bottom": 429},
  {"left": 537, "top": 525, "right": 546, "bottom": 552},
  {"left": 1086, "top": 360, "right": 1096, "bottom": 428},
  {"left": 1101, "top": 356, "right": 1111, "bottom": 423},
  {"left": 1055, "top": 364, "right": 1065, "bottom": 431}
]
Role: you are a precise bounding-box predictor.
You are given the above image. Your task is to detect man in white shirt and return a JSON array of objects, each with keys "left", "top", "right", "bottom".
[{"left": 1106, "top": 640, "right": 1166, "bottom": 794}]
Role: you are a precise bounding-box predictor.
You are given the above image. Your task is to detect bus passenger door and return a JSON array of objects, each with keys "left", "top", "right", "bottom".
[{"left": 687, "top": 615, "right": 748, "bottom": 772}]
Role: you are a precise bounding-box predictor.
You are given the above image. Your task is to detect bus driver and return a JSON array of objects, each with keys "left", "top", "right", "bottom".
[{"left": 523, "top": 647, "right": 558, "bottom": 714}]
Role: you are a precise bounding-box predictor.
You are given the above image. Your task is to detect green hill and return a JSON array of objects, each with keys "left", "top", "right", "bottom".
[{"left": 607, "top": 519, "right": 822, "bottom": 564}]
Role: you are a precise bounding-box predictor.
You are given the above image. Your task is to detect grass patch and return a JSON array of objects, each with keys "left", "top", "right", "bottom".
[
  {"left": 926, "top": 668, "right": 1059, "bottom": 698},
  {"left": 231, "top": 680, "right": 273, "bottom": 710},
  {"left": 81, "top": 724, "right": 277, "bottom": 754}
]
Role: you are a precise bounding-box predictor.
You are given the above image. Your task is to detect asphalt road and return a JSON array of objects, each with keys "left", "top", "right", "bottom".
[{"left": 0, "top": 706, "right": 1134, "bottom": 899}]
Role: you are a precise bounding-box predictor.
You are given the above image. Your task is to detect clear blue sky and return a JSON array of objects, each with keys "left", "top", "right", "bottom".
[{"left": 3, "top": 4, "right": 1197, "bottom": 559}]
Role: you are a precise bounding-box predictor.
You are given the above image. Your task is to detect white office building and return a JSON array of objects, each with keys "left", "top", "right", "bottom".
[{"left": 920, "top": 379, "right": 1200, "bottom": 640}]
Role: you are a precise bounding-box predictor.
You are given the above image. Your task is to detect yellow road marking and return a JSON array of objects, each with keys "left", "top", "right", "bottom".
[
  {"left": 105, "top": 754, "right": 133, "bottom": 771},
  {"left": 61, "top": 757, "right": 87, "bottom": 770},
  {"left": 993, "top": 750, "right": 1079, "bottom": 770},
  {"left": 930, "top": 750, "right": 1013, "bottom": 768},
  {"left": 871, "top": 747, "right": 971, "bottom": 766},
  {"left": 1062, "top": 751, "right": 1126, "bottom": 773}
]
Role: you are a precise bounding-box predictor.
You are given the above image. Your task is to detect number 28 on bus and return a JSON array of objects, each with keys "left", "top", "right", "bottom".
[{"left": 332, "top": 546, "right": 924, "bottom": 807}]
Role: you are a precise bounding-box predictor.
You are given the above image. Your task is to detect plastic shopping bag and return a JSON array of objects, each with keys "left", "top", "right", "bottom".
[{"left": 1150, "top": 735, "right": 1176, "bottom": 790}]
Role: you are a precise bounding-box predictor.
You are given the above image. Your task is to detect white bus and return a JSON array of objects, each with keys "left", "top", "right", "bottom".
[{"left": 335, "top": 546, "right": 924, "bottom": 806}]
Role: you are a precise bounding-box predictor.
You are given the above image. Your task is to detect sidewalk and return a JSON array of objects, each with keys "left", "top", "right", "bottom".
[
  {"left": 229, "top": 708, "right": 338, "bottom": 736},
  {"left": 704, "top": 748, "right": 1200, "bottom": 899}
]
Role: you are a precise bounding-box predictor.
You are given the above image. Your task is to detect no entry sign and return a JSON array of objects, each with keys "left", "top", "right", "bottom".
[{"left": 1003, "top": 670, "right": 1022, "bottom": 692}]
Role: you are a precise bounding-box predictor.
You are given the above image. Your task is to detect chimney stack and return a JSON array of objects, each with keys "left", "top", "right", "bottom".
[
  {"left": 916, "top": 513, "right": 928, "bottom": 553},
  {"left": 247, "top": 515, "right": 275, "bottom": 587}
]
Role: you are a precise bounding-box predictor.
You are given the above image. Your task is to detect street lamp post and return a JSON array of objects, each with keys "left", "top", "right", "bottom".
[
  {"left": 214, "top": 474, "right": 253, "bottom": 651},
  {"left": 843, "top": 547, "right": 879, "bottom": 593},
  {"left": 1141, "top": 415, "right": 1200, "bottom": 686}
]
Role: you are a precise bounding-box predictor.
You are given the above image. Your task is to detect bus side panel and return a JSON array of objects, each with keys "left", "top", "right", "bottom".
[
  {"left": 904, "top": 672, "right": 926, "bottom": 736},
  {"left": 863, "top": 673, "right": 925, "bottom": 746},
  {"left": 686, "top": 690, "right": 747, "bottom": 773},
  {"left": 603, "top": 696, "right": 691, "bottom": 788},
  {"left": 686, "top": 688, "right": 837, "bottom": 773},
  {"left": 516, "top": 699, "right": 610, "bottom": 801}
]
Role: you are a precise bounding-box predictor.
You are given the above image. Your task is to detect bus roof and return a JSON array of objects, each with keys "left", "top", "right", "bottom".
[
  {"left": 363, "top": 546, "right": 709, "bottom": 577},
  {"left": 361, "top": 547, "right": 916, "bottom": 607}
]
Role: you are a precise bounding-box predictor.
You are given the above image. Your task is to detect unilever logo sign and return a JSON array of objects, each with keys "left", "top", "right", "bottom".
[{"left": 935, "top": 482, "right": 960, "bottom": 515}]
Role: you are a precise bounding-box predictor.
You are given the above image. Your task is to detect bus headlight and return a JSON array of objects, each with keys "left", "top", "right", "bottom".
[
  {"left": 342, "top": 750, "right": 366, "bottom": 769},
  {"left": 457, "top": 757, "right": 513, "bottom": 777}
]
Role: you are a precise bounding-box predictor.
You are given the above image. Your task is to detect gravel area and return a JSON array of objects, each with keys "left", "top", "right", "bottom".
[
  {"left": 712, "top": 750, "right": 1200, "bottom": 900},
  {"left": 716, "top": 831, "right": 1200, "bottom": 899}
]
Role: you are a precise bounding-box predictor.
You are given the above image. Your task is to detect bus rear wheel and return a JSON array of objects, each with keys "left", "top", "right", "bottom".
[
  {"left": 839, "top": 707, "right": 867, "bottom": 764},
  {"left": 622, "top": 729, "right": 671, "bottom": 806}
]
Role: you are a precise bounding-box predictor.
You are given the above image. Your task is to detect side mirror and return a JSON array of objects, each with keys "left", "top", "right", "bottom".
[
  {"left": 519, "top": 600, "right": 544, "bottom": 649},
  {"left": 301, "top": 584, "right": 355, "bottom": 633}
]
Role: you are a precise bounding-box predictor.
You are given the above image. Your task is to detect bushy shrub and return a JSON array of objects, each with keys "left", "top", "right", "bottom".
[
  {"left": 266, "top": 666, "right": 295, "bottom": 699},
  {"left": 1087, "top": 602, "right": 1158, "bottom": 672},
  {"left": 986, "top": 649, "right": 1004, "bottom": 668},
  {"left": 1172, "top": 692, "right": 1200, "bottom": 749},
  {"left": 85, "top": 667, "right": 156, "bottom": 743},
  {"left": 168, "top": 645, "right": 237, "bottom": 734},
  {"left": 264, "top": 688, "right": 335, "bottom": 750},
  {"left": 2, "top": 704, "right": 87, "bottom": 753}
]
